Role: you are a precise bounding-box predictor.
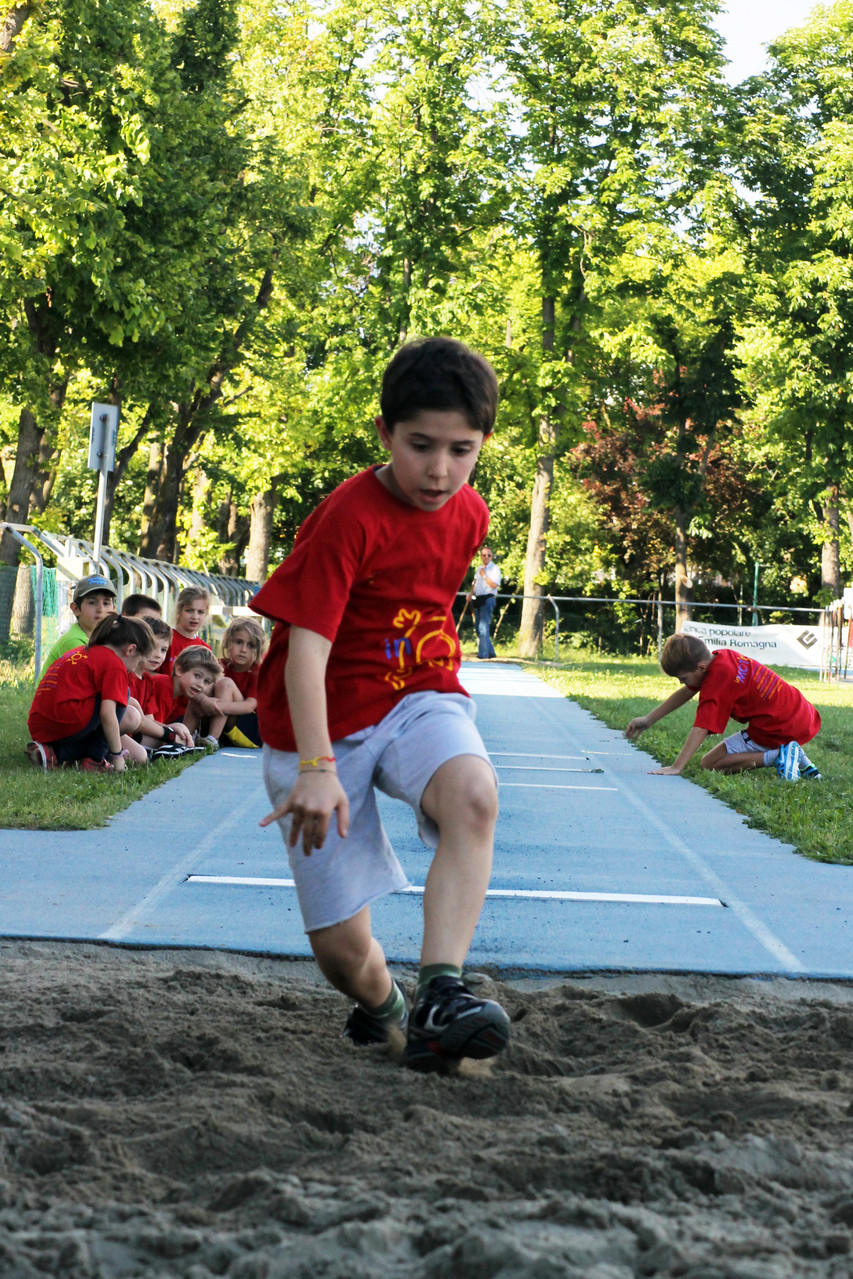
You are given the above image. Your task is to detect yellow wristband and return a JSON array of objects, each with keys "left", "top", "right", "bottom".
[{"left": 299, "top": 754, "right": 336, "bottom": 768}]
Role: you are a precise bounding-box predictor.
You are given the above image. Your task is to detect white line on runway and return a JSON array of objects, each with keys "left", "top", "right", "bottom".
[
  {"left": 185, "top": 875, "right": 722, "bottom": 907},
  {"left": 501, "top": 783, "right": 618, "bottom": 790},
  {"left": 492, "top": 753, "right": 586, "bottom": 760},
  {"left": 497, "top": 766, "right": 603, "bottom": 773}
]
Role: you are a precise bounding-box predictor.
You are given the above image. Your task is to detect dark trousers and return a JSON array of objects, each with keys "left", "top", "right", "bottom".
[
  {"left": 474, "top": 594, "right": 497, "bottom": 659},
  {"left": 50, "top": 699, "right": 127, "bottom": 765}
]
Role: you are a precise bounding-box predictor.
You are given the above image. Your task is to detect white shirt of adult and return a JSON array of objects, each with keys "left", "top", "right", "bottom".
[{"left": 472, "top": 550, "right": 501, "bottom": 597}]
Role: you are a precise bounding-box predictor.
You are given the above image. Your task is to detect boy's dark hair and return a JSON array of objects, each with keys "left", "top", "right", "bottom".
[
  {"left": 173, "top": 644, "right": 221, "bottom": 678},
  {"left": 146, "top": 617, "right": 172, "bottom": 640},
  {"left": 88, "top": 615, "right": 155, "bottom": 655},
  {"left": 380, "top": 337, "right": 499, "bottom": 435},
  {"left": 123, "top": 594, "right": 161, "bottom": 617},
  {"left": 660, "top": 633, "right": 712, "bottom": 677}
]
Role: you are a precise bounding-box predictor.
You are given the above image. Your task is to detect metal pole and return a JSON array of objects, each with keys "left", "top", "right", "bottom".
[
  {"left": 92, "top": 469, "right": 108, "bottom": 568},
  {"left": 657, "top": 597, "right": 664, "bottom": 660},
  {"left": 752, "top": 562, "right": 760, "bottom": 626},
  {"left": 546, "top": 595, "right": 560, "bottom": 661}
]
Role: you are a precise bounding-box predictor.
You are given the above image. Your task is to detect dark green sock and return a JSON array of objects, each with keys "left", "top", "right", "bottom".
[
  {"left": 416, "top": 963, "right": 462, "bottom": 1001},
  {"left": 363, "top": 980, "right": 406, "bottom": 1026}
]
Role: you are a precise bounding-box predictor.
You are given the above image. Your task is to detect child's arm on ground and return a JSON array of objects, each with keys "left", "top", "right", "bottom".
[
  {"left": 650, "top": 725, "right": 709, "bottom": 776},
  {"left": 625, "top": 684, "right": 696, "bottom": 739},
  {"left": 259, "top": 626, "right": 349, "bottom": 854},
  {"left": 100, "top": 699, "right": 127, "bottom": 773}
]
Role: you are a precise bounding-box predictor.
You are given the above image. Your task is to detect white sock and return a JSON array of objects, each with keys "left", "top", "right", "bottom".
[{"left": 763, "top": 749, "right": 780, "bottom": 766}]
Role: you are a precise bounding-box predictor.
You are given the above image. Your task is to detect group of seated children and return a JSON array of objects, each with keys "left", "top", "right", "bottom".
[{"left": 26, "top": 576, "right": 266, "bottom": 773}]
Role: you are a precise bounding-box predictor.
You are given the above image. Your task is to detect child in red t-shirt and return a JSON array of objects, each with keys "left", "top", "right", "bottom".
[
  {"left": 626, "top": 633, "right": 822, "bottom": 782},
  {"left": 254, "top": 337, "right": 510, "bottom": 1072},
  {"left": 219, "top": 617, "right": 265, "bottom": 747},
  {"left": 26, "top": 615, "right": 155, "bottom": 772},
  {"left": 158, "top": 587, "right": 213, "bottom": 673},
  {"left": 133, "top": 618, "right": 196, "bottom": 755}
]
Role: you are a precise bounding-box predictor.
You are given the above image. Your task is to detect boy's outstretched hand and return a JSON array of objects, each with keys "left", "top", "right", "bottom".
[
  {"left": 625, "top": 716, "right": 651, "bottom": 739},
  {"left": 648, "top": 764, "right": 683, "bottom": 775},
  {"left": 259, "top": 771, "right": 350, "bottom": 855}
]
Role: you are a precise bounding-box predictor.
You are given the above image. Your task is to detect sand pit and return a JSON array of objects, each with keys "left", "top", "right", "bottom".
[{"left": 2, "top": 940, "right": 853, "bottom": 1278}]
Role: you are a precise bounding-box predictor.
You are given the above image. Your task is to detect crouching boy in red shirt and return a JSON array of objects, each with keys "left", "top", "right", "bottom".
[
  {"left": 626, "top": 633, "right": 822, "bottom": 782},
  {"left": 254, "top": 337, "right": 510, "bottom": 1071}
]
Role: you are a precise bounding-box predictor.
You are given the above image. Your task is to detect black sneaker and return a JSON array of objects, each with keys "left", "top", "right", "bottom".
[
  {"left": 404, "top": 975, "right": 510, "bottom": 1071},
  {"left": 341, "top": 983, "right": 409, "bottom": 1046},
  {"left": 151, "top": 742, "right": 192, "bottom": 760}
]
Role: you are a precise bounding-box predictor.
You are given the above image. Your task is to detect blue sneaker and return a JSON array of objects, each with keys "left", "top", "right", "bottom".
[
  {"left": 797, "top": 746, "right": 822, "bottom": 781},
  {"left": 776, "top": 742, "right": 800, "bottom": 782}
]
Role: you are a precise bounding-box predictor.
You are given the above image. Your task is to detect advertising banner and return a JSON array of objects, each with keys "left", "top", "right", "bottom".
[{"left": 681, "top": 620, "right": 823, "bottom": 670}]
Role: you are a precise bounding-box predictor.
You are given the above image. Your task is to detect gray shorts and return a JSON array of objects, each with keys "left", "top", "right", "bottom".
[
  {"left": 262, "top": 691, "right": 495, "bottom": 932},
  {"left": 723, "top": 728, "right": 771, "bottom": 754}
]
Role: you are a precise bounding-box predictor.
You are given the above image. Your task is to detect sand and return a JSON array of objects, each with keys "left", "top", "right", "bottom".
[{"left": 2, "top": 940, "right": 853, "bottom": 1278}]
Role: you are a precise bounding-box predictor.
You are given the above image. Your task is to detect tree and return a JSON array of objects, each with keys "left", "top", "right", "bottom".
[
  {"left": 735, "top": 1, "right": 853, "bottom": 598},
  {"left": 503, "top": 0, "right": 729, "bottom": 654}
]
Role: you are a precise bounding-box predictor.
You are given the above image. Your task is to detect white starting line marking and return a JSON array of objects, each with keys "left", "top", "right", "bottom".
[
  {"left": 185, "top": 875, "right": 722, "bottom": 907},
  {"left": 497, "top": 765, "right": 602, "bottom": 773},
  {"left": 501, "top": 783, "right": 618, "bottom": 791},
  {"left": 491, "top": 750, "right": 623, "bottom": 758}
]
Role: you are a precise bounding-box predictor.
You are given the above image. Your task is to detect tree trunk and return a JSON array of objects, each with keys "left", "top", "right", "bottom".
[
  {"left": 246, "top": 482, "right": 279, "bottom": 583},
  {"left": 0, "top": 409, "right": 45, "bottom": 566},
  {"left": 185, "top": 469, "right": 210, "bottom": 562},
  {"left": 518, "top": 294, "right": 558, "bottom": 659},
  {"left": 518, "top": 439, "right": 555, "bottom": 658},
  {"left": 820, "top": 486, "right": 842, "bottom": 599},
  {"left": 142, "top": 264, "right": 277, "bottom": 561},
  {"left": 1, "top": 3, "right": 32, "bottom": 54},
  {"left": 674, "top": 506, "right": 693, "bottom": 630},
  {"left": 139, "top": 439, "right": 164, "bottom": 556}
]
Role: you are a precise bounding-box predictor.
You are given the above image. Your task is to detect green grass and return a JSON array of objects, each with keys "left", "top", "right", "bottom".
[
  {"left": 528, "top": 654, "right": 853, "bottom": 866},
  {"left": 1, "top": 670, "right": 207, "bottom": 830}
]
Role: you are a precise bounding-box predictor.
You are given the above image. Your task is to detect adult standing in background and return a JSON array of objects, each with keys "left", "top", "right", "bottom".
[{"left": 469, "top": 545, "right": 501, "bottom": 660}]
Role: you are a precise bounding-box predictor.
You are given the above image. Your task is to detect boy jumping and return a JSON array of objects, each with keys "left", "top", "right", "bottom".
[
  {"left": 626, "top": 633, "right": 822, "bottom": 781},
  {"left": 254, "top": 337, "right": 510, "bottom": 1071}
]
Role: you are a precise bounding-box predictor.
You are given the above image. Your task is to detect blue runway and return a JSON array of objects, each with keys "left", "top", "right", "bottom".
[{"left": 2, "top": 663, "right": 851, "bottom": 977}]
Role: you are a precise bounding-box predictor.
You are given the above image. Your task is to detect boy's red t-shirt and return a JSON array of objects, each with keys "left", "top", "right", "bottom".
[
  {"left": 689, "top": 648, "right": 821, "bottom": 748},
  {"left": 28, "top": 645, "right": 130, "bottom": 742},
  {"left": 252, "top": 467, "right": 489, "bottom": 752},
  {"left": 222, "top": 662, "right": 259, "bottom": 699},
  {"left": 136, "top": 671, "right": 174, "bottom": 721}
]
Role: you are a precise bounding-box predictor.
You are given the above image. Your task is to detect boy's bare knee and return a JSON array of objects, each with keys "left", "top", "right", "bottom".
[{"left": 423, "top": 756, "right": 498, "bottom": 833}]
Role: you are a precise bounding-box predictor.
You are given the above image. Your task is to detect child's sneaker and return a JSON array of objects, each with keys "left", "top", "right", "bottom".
[
  {"left": 404, "top": 975, "right": 510, "bottom": 1071},
  {"left": 775, "top": 741, "right": 800, "bottom": 782},
  {"left": 342, "top": 983, "right": 409, "bottom": 1046},
  {"left": 151, "top": 742, "right": 191, "bottom": 760},
  {"left": 79, "top": 757, "right": 114, "bottom": 773},
  {"left": 25, "top": 740, "right": 58, "bottom": 771},
  {"left": 797, "top": 746, "right": 822, "bottom": 781},
  {"left": 196, "top": 734, "right": 220, "bottom": 751}
]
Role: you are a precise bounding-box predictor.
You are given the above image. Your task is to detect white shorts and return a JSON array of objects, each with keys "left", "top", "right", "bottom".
[
  {"left": 262, "top": 691, "right": 495, "bottom": 932},
  {"left": 723, "top": 728, "right": 772, "bottom": 755}
]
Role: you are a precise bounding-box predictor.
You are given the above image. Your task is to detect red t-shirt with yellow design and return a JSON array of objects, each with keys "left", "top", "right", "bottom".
[
  {"left": 28, "top": 646, "right": 130, "bottom": 742},
  {"left": 252, "top": 467, "right": 488, "bottom": 752}
]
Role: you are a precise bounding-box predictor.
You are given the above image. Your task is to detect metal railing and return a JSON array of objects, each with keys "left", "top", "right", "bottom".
[
  {"left": 456, "top": 591, "right": 827, "bottom": 663},
  {"left": 0, "top": 522, "right": 261, "bottom": 675}
]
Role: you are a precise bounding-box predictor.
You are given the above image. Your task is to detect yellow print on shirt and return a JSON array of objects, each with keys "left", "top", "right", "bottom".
[{"left": 383, "top": 608, "right": 456, "bottom": 691}]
